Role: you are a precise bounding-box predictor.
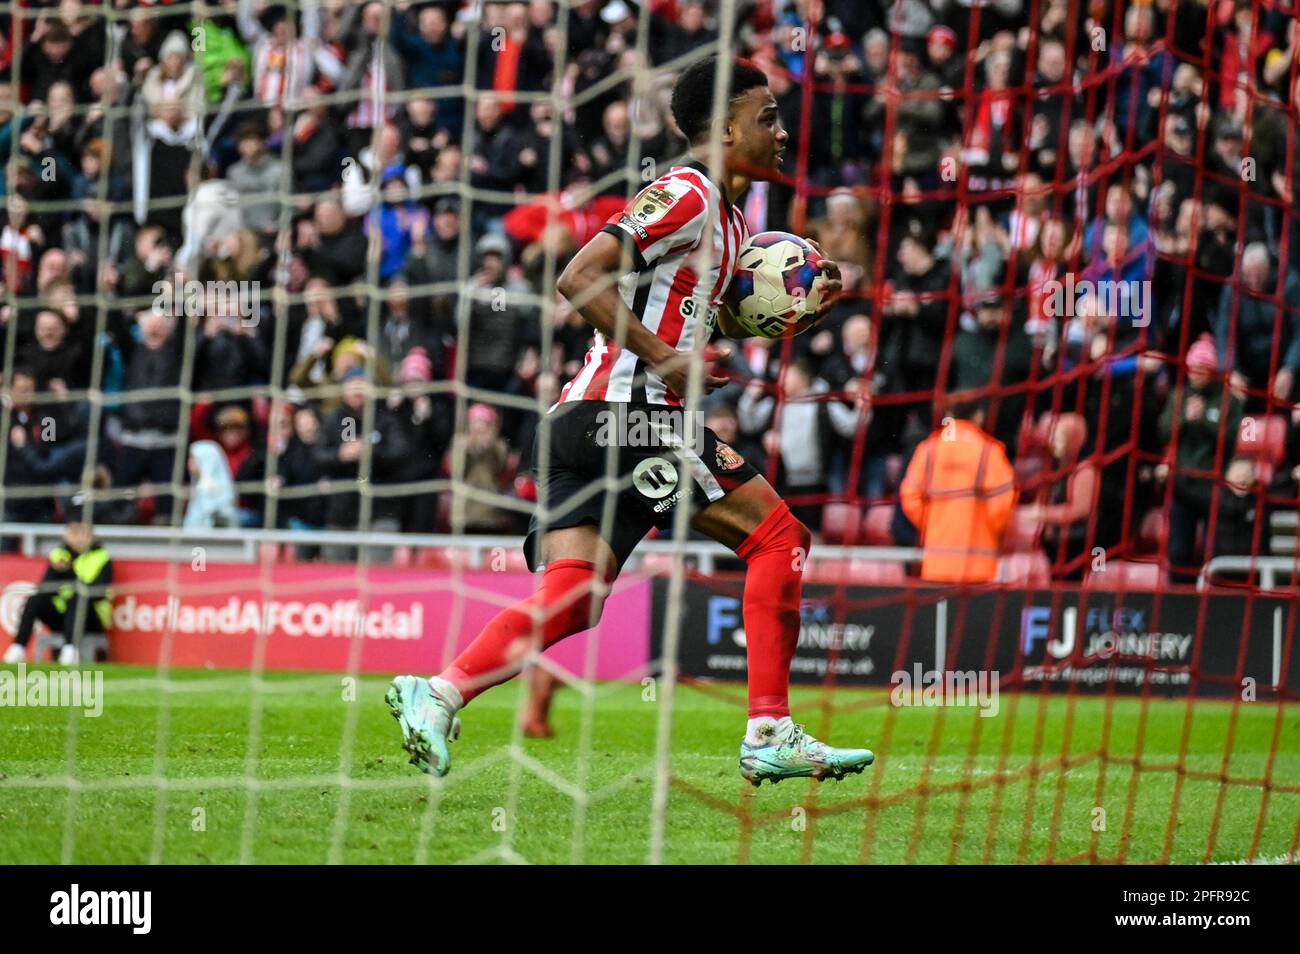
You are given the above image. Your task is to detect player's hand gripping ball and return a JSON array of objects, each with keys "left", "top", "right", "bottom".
[{"left": 725, "top": 231, "right": 841, "bottom": 339}]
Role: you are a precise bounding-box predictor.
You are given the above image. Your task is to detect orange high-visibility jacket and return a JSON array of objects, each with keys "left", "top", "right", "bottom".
[{"left": 900, "top": 419, "right": 1017, "bottom": 582}]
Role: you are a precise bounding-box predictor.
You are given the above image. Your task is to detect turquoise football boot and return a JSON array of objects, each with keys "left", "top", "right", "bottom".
[
  {"left": 386, "top": 675, "right": 461, "bottom": 776},
  {"left": 739, "top": 719, "right": 874, "bottom": 786}
]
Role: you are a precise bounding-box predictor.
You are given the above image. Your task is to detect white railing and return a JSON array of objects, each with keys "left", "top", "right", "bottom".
[
  {"left": 0, "top": 522, "right": 921, "bottom": 575},
  {"left": 1198, "top": 556, "right": 1300, "bottom": 592}
]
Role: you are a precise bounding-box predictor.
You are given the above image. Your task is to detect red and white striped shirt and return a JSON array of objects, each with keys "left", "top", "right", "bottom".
[{"left": 559, "top": 163, "right": 747, "bottom": 407}]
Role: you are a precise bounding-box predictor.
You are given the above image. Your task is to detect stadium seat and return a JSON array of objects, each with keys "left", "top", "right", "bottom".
[
  {"left": 416, "top": 548, "right": 470, "bottom": 571},
  {"left": 861, "top": 504, "right": 896, "bottom": 545},
  {"left": 1235, "top": 414, "right": 1288, "bottom": 484},
  {"left": 1085, "top": 559, "right": 1161, "bottom": 590},
  {"left": 820, "top": 502, "right": 863, "bottom": 544},
  {"left": 804, "top": 558, "right": 905, "bottom": 584},
  {"left": 637, "top": 553, "right": 687, "bottom": 575},
  {"left": 997, "top": 552, "right": 1051, "bottom": 587}
]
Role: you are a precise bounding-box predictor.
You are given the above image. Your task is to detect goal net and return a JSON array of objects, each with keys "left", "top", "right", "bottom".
[{"left": 0, "top": 0, "right": 1297, "bottom": 865}]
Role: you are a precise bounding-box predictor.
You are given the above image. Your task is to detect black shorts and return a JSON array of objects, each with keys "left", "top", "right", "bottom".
[{"left": 523, "top": 400, "right": 760, "bottom": 572}]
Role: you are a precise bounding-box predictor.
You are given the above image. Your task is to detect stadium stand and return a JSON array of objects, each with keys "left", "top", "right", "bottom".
[{"left": 0, "top": 0, "right": 1297, "bottom": 593}]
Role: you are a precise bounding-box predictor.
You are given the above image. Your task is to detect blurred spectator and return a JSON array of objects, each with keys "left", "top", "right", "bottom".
[
  {"left": 1, "top": 193, "right": 44, "bottom": 297},
  {"left": 389, "top": 3, "right": 465, "bottom": 134},
  {"left": 140, "top": 31, "right": 206, "bottom": 121},
  {"left": 115, "top": 311, "right": 183, "bottom": 522},
  {"left": 22, "top": 310, "right": 89, "bottom": 391},
  {"left": 237, "top": 0, "right": 337, "bottom": 109},
  {"left": 1018, "top": 214, "right": 1075, "bottom": 354},
  {"left": 817, "top": 314, "right": 891, "bottom": 497},
  {"left": 881, "top": 230, "right": 953, "bottom": 444},
  {"left": 298, "top": 197, "right": 368, "bottom": 285},
  {"left": 340, "top": 2, "right": 405, "bottom": 152},
  {"left": 2, "top": 522, "right": 112, "bottom": 666},
  {"left": 950, "top": 292, "right": 1033, "bottom": 455},
  {"left": 370, "top": 172, "right": 430, "bottom": 282},
  {"left": 1157, "top": 335, "right": 1244, "bottom": 582},
  {"left": 738, "top": 359, "right": 866, "bottom": 532},
  {"left": 3, "top": 368, "right": 87, "bottom": 533},
  {"left": 1022, "top": 413, "right": 1099, "bottom": 579},
  {"left": 1214, "top": 243, "right": 1300, "bottom": 407},
  {"left": 955, "top": 204, "right": 1011, "bottom": 298},
  {"left": 462, "top": 232, "right": 539, "bottom": 392},
  {"left": 226, "top": 124, "right": 283, "bottom": 235},
  {"left": 388, "top": 347, "right": 452, "bottom": 533},
  {"left": 651, "top": 0, "right": 716, "bottom": 65},
  {"left": 194, "top": 310, "right": 270, "bottom": 394},
  {"left": 1209, "top": 457, "right": 1268, "bottom": 562},
  {"left": 450, "top": 402, "right": 512, "bottom": 533},
  {"left": 899, "top": 397, "right": 1017, "bottom": 583},
  {"left": 210, "top": 404, "right": 258, "bottom": 508},
  {"left": 288, "top": 88, "right": 345, "bottom": 193},
  {"left": 808, "top": 190, "right": 873, "bottom": 295},
  {"left": 133, "top": 97, "right": 200, "bottom": 242},
  {"left": 183, "top": 440, "right": 239, "bottom": 529},
  {"left": 314, "top": 369, "right": 409, "bottom": 552}
]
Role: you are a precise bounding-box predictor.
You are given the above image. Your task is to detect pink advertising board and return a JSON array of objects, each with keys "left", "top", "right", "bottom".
[{"left": 0, "top": 556, "right": 651, "bottom": 678}]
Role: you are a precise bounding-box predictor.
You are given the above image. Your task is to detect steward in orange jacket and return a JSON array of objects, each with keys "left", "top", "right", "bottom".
[{"left": 900, "top": 402, "right": 1017, "bottom": 582}]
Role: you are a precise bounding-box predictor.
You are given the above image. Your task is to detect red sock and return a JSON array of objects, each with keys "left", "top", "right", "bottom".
[
  {"left": 440, "top": 558, "right": 606, "bottom": 703},
  {"left": 736, "top": 502, "right": 811, "bottom": 719}
]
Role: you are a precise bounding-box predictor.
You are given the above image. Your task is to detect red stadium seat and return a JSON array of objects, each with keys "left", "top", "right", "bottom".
[
  {"left": 805, "top": 559, "right": 906, "bottom": 584},
  {"left": 1235, "top": 414, "right": 1288, "bottom": 484},
  {"left": 498, "top": 549, "right": 532, "bottom": 573},
  {"left": 846, "top": 559, "right": 906, "bottom": 584},
  {"left": 821, "top": 503, "right": 864, "bottom": 544},
  {"left": 1085, "top": 559, "right": 1161, "bottom": 590},
  {"left": 637, "top": 553, "right": 688, "bottom": 575},
  {"left": 861, "top": 504, "right": 896, "bottom": 545},
  {"left": 997, "top": 552, "right": 1051, "bottom": 587}
]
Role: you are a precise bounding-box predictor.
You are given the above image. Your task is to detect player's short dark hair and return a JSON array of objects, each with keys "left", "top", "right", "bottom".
[{"left": 670, "top": 57, "right": 770, "bottom": 144}]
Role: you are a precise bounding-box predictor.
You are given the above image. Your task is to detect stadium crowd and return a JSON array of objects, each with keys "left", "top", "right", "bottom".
[{"left": 1, "top": 0, "right": 1298, "bottom": 583}]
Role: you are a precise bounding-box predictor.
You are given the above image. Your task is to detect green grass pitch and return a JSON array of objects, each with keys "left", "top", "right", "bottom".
[{"left": 1, "top": 664, "right": 1297, "bottom": 864}]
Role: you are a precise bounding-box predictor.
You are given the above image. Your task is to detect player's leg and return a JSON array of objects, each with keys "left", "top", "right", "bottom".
[
  {"left": 437, "top": 525, "right": 617, "bottom": 703},
  {"left": 690, "top": 475, "right": 805, "bottom": 717},
  {"left": 520, "top": 664, "right": 561, "bottom": 738},
  {"left": 691, "top": 472, "right": 875, "bottom": 785},
  {"left": 388, "top": 400, "right": 643, "bottom": 775},
  {"left": 386, "top": 525, "right": 619, "bottom": 776}
]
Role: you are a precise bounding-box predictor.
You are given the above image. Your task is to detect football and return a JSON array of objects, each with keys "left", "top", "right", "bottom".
[{"left": 725, "top": 231, "right": 835, "bottom": 339}]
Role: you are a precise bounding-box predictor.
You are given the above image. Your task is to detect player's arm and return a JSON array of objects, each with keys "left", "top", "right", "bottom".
[{"left": 557, "top": 231, "right": 728, "bottom": 395}]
